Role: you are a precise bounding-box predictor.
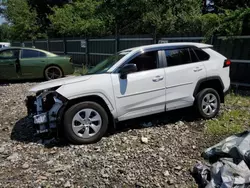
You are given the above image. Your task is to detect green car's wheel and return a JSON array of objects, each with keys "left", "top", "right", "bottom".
[{"left": 44, "top": 66, "right": 63, "bottom": 80}]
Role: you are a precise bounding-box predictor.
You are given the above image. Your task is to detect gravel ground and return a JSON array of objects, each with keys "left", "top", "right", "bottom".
[{"left": 0, "top": 82, "right": 228, "bottom": 188}]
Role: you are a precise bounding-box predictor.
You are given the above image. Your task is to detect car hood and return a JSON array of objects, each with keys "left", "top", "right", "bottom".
[{"left": 29, "top": 75, "right": 92, "bottom": 92}]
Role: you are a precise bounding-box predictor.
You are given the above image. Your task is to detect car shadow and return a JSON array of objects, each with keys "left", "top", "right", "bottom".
[
  {"left": 107, "top": 106, "right": 203, "bottom": 137},
  {"left": 11, "top": 107, "right": 201, "bottom": 148},
  {"left": 10, "top": 116, "right": 70, "bottom": 148}
]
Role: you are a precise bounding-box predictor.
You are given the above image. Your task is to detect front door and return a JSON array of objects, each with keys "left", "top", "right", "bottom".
[
  {"left": 111, "top": 50, "right": 166, "bottom": 121},
  {"left": 0, "top": 49, "right": 20, "bottom": 80},
  {"left": 163, "top": 47, "right": 207, "bottom": 110}
]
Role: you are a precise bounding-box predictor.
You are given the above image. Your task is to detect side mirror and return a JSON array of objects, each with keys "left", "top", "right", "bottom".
[{"left": 119, "top": 64, "right": 137, "bottom": 79}]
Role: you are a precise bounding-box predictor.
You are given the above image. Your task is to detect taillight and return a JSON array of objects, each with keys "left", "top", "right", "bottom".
[{"left": 224, "top": 59, "right": 231, "bottom": 67}]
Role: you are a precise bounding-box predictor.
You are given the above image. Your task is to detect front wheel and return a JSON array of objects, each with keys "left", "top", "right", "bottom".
[
  {"left": 195, "top": 88, "right": 221, "bottom": 119},
  {"left": 63, "top": 102, "right": 109, "bottom": 145}
]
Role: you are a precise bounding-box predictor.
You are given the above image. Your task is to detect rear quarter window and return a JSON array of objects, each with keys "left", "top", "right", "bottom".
[{"left": 192, "top": 48, "right": 210, "bottom": 61}]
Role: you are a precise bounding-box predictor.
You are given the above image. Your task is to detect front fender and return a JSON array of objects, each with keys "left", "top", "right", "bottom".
[{"left": 56, "top": 87, "right": 116, "bottom": 117}]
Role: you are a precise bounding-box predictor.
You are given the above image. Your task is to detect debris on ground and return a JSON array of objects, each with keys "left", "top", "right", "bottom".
[
  {"left": 191, "top": 131, "right": 250, "bottom": 188},
  {"left": 141, "top": 122, "right": 153, "bottom": 127},
  {"left": 141, "top": 136, "right": 149, "bottom": 144}
]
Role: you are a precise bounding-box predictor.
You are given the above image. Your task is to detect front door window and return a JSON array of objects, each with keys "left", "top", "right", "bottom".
[{"left": 127, "top": 51, "right": 158, "bottom": 72}]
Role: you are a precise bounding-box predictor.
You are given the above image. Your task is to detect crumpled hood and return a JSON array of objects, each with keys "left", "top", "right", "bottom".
[{"left": 29, "top": 75, "right": 92, "bottom": 92}]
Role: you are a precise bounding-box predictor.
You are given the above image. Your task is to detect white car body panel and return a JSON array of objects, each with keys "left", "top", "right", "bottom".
[
  {"left": 164, "top": 62, "right": 206, "bottom": 110},
  {"left": 56, "top": 74, "right": 117, "bottom": 116},
  {"left": 29, "top": 75, "right": 92, "bottom": 92},
  {"left": 111, "top": 68, "right": 166, "bottom": 121},
  {"left": 203, "top": 48, "right": 230, "bottom": 92}
]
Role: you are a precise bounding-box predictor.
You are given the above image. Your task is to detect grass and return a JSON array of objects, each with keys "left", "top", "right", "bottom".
[
  {"left": 225, "top": 92, "right": 250, "bottom": 107},
  {"left": 205, "top": 92, "right": 250, "bottom": 136},
  {"left": 73, "top": 65, "right": 89, "bottom": 76}
]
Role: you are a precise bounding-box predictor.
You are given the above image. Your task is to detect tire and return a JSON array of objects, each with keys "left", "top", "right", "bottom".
[
  {"left": 44, "top": 65, "right": 63, "bottom": 80},
  {"left": 63, "top": 101, "right": 109, "bottom": 145},
  {"left": 195, "top": 88, "right": 221, "bottom": 119}
]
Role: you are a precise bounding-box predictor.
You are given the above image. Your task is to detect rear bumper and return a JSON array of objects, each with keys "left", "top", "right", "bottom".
[{"left": 223, "top": 85, "right": 231, "bottom": 99}]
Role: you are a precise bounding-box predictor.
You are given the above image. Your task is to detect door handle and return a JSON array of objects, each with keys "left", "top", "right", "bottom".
[
  {"left": 193, "top": 67, "right": 203, "bottom": 72},
  {"left": 152, "top": 75, "right": 164, "bottom": 82}
]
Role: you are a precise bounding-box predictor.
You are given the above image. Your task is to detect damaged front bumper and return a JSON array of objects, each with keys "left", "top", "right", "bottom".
[{"left": 25, "top": 90, "right": 67, "bottom": 135}]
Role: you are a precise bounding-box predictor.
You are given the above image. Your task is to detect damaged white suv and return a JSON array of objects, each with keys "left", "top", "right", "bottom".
[{"left": 25, "top": 43, "right": 231, "bottom": 144}]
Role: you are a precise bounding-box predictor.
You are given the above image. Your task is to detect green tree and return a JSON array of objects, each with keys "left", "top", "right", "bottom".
[
  {"left": 141, "top": 0, "right": 203, "bottom": 35},
  {"left": 49, "top": 0, "right": 105, "bottom": 37},
  {"left": 0, "top": 23, "right": 11, "bottom": 41},
  {"left": 98, "top": 0, "right": 147, "bottom": 35},
  {"left": 27, "top": 0, "right": 70, "bottom": 37},
  {"left": 3, "top": 0, "right": 41, "bottom": 40}
]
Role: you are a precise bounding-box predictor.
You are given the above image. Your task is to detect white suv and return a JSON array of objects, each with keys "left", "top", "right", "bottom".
[{"left": 25, "top": 42, "right": 231, "bottom": 144}]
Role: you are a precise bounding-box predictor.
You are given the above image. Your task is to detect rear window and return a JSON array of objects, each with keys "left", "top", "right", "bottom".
[{"left": 192, "top": 48, "right": 210, "bottom": 61}]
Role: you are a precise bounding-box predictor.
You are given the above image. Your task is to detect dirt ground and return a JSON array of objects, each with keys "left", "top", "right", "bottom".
[{"left": 0, "top": 82, "right": 248, "bottom": 188}]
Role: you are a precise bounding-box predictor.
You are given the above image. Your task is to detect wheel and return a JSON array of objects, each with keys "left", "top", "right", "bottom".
[
  {"left": 195, "top": 88, "right": 221, "bottom": 119},
  {"left": 63, "top": 102, "right": 109, "bottom": 145},
  {"left": 44, "top": 66, "right": 63, "bottom": 80}
]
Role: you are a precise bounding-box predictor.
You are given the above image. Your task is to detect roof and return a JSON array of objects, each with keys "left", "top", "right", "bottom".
[
  {"left": 120, "top": 42, "right": 213, "bottom": 53},
  {"left": 0, "top": 46, "right": 39, "bottom": 51},
  {"left": 0, "top": 46, "right": 57, "bottom": 55}
]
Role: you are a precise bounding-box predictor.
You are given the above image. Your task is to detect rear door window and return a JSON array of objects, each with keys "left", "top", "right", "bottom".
[
  {"left": 21, "top": 49, "right": 47, "bottom": 58},
  {"left": 165, "top": 48, "right": 192, "bottom": 67}
]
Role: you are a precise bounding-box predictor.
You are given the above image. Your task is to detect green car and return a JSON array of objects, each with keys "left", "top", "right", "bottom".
[{"left": 0, "top": 47, "right": 74, "bottom": 80}]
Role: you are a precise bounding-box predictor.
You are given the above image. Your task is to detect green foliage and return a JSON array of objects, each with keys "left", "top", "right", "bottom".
[
  {"left": 3, "top": 0, "right": 41, "bottom": 40},
  {"left": 1, "top": 0, "right": 250, "bottom": 39},
  {"left": 0, "top": 23, "right": 11, "bottom": 41},
  {"left": 205, "top": 110, "right": 246, "bottom": 136},
  {"left": 205, "top": 93, "right": 250, "bottom": 136},
  {"left": 49, "top": 0, "right": 106, "bottom": 36},
  {"left": 73, "top": 65, "right": 89, "bottom": 76}
]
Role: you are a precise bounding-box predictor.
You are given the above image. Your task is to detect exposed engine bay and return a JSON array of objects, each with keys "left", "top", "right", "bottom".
[{"left": 25, "top": 89, "right": 67, "bottom": 136}]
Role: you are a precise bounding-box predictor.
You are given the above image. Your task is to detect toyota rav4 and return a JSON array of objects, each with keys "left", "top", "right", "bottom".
[{"left": 25, "top": 42, "right": 231, "bottom": 144}]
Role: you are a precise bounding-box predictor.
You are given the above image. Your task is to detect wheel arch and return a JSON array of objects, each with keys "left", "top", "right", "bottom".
[
  {"left": 193, "top": 76, "right": 225, "bottom": 103},
  {"left": 58, "top": 94, "right": 116, "bottom": 130}
]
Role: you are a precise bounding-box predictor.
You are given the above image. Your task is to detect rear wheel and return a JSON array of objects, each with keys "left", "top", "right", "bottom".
[
  {"left": 63, "top": 102, "right": 109, "bottom": 145},
  {"left": 44, "top": 66, "right": 63, "bottom": 80},
  {"left": 195, "top": 88, "right": 221, "bottom": 119}
]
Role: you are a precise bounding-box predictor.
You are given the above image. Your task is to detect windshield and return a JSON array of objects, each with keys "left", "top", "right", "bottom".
[{"left": 87, "top": 53, "right": 126, "bottom": 75}]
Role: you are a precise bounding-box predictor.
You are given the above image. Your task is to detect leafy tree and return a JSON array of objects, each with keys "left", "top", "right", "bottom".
[
  {"left": 141, "top": 0, "right": 203, "bottom": 35},
  {"left": 99, "top": 0, "right": 147, "bottom": 35},
  {"left": 27, "top": 0, "right": 70, "bottom": 36},
  {"left": 0, "top": 23, "right": 11, "bottom": 41},
  {"left": 49, "top": 0, "right": 106, "bottom": 37},
  {"left": 3, "top": 0, "right": 42, "bottom": 40},
  {"left": 2, "top": 0, "right": 250, "bottom": 40}
]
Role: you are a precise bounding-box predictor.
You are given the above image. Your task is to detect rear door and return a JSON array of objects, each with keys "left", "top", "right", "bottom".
[
  {"left": 20, "top": 49, "right": 48, "bottom": 78},
  {"left": 0, "top": 49, "right": 20, "bottom": 80},
  {"left": 163, "top": 47, "right": 207, "bottom": 110}
]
